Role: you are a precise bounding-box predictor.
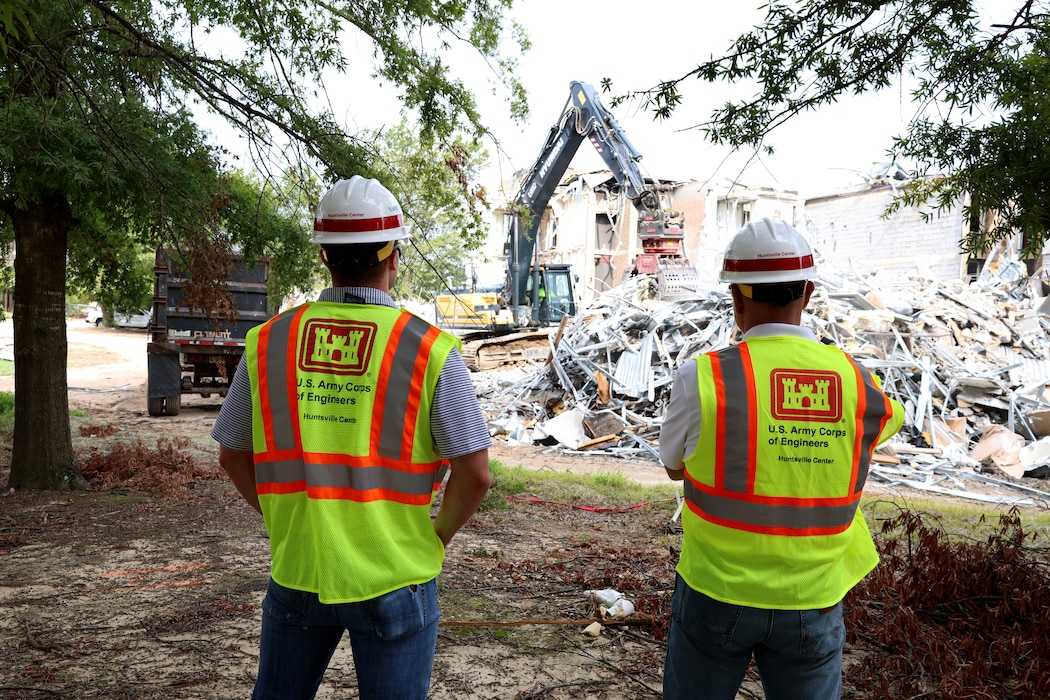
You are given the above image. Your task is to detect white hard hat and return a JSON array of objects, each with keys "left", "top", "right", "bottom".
[
  {"left": 719, "top": 217, "right": 816, "bottom": 284},
  {"left": 312, "top": 176, "right": 409, "bottom": 244}
]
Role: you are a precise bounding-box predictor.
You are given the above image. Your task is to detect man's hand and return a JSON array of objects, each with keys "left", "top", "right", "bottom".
[
  {"left": 218, "top": 445, "right": 262, "bottom": 515},
  {"left": 434, "top": 448, "right": 491, "bottom": 547},
  {"left": 665, "top": 465, "right": 685, "bottom": 482}
]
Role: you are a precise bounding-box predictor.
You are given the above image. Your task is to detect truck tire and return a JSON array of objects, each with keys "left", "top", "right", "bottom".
[
  {"left": 147, "top": 395, "right": 181, "bottom": 417},
  {"left": 163, "top": 394, "right": 181, "bottom": 416}
]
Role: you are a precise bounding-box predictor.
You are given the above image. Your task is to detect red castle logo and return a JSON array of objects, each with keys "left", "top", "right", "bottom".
[
  {"left": 298, "top": 319, "right": 377, "bottom": 376},
  {"left": 771, "top": 369, "right": 842, "bottom": 422}
]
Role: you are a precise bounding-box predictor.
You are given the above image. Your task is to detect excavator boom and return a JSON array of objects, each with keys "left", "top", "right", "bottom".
[{"left": 438, "top": 80, "right": 698, "bottom": 370}]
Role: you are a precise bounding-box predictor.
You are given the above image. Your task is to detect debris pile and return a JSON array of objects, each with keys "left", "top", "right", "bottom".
[{"left": 479, "top": 259, "right": 1050, "bottom": 505}]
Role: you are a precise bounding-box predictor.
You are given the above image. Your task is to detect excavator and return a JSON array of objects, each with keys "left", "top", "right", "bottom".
[{"left": 435, "top": 80, "right": 698, "bottom": 371}]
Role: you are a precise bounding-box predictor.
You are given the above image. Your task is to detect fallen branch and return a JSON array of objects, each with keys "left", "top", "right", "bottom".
[
  {"left": 0, "top": 688, "right": 63, "bottom": 698},
  {"left": 519, "top": 679, "right": 615, "bottom": 699},
  {"left": 78, "top": 580, "right": 205, "bottom": 594},
  {"left": 21, "top": 620, "right": 56, "bottom": 651}
]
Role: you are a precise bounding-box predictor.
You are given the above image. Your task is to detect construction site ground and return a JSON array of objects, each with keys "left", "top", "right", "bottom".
[{"left": 0, "top": 320, "right": 1047, "bottom": 699}]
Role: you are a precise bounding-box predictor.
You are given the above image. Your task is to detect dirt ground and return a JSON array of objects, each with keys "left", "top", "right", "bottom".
[
  {"left": 0, "top": 321, "right": 685, "bottom": 700},
  {"left": 0, "top": 320, "right": 1046, "bottom": 699}
]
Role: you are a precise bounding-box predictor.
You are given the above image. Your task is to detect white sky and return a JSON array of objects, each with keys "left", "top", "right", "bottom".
[
  {"left": 220, "top": 0, "right": 1017, "bottom": 199},
  {"left": 471, "top": 0, "right": 911, "bottom": 199}
]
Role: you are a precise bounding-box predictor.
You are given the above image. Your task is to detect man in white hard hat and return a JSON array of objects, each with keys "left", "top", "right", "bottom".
[
  {"left": 212, "top": 176, "right": 491, "bottom": 699},
  {"left": 659, "top": 217, "right": 904, "bottom": 699}
]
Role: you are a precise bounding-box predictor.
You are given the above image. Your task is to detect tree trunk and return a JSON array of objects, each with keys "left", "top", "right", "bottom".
[{"left": 5, "top": 193, "right": 87, "bottom": 490}]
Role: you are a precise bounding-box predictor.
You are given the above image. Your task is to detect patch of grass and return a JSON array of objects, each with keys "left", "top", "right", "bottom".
[
  {"left": 864, "top": 496, "right": 1050, "bottom": 546},
  {"left": 69, "top": 545, "right": 104, "bottom": 560},
  {"left": 210, "top": 570, "right": 265, "bottom": 597},
  {"left": 0, "top": 392, "right": 87, "bottom": 426},
  {"left": 477, "top": 460, "right": 529, "bottom": 511},
  {"left": 480, "top": 459, "right": 679, "bottom": 516},
  {"left": 0, "top": 359, "right": 12, "bottom": 377},
  {"left": 0, "top": 391, "right": 13, "bottom": 427},
  {"left": 467, "top": 547, "right": 504, "bottom": 559},
  {"left": 482, "top": 460, "right": 1050, "bottom": 547},
  {"left": 439, "top": 587, "right": 496, "bottom": 616},
  {"left": 502, "top": 627, "right": 570, "bottom": 654}
]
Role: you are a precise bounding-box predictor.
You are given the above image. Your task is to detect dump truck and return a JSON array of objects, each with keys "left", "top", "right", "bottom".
[{"left": 146, "top": 247, "right": 274, "bottom": 416}]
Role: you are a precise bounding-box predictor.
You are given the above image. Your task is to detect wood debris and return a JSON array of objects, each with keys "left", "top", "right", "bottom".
[{"left": 478, "top": 256, "right": 1050, "bottom": 505}]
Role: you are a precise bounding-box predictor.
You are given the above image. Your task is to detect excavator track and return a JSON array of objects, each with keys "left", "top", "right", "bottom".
[{"left": 460, "top": 330, "right": 554, "bottom": 372}]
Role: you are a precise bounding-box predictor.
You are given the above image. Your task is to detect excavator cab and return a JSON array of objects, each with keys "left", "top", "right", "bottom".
[{"left": 527, "top": 264, "right": 576, "bottom": 325}]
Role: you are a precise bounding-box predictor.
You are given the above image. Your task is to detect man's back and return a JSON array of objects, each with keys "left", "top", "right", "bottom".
[
  {"left": 679, "top": 333, "right": 903, "bottom": 610},
  {"left": 247, "top": 300, "right": 460, "bottom": 603},
  {"left": 662, "top": 217, "right": 904, "bottom": 700}
]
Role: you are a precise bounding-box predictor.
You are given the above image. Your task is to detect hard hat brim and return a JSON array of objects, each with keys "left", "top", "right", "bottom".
[{"left": 311, "top": 222, "right": 410, "bottom": 244}]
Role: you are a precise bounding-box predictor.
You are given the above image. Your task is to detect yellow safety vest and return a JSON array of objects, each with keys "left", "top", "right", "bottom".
[
  {"left": 246, "top": 301, "right": 461, "bottom": 603},
  {"left": 678, "top": 335, "right": 904, "bottom": 609}
]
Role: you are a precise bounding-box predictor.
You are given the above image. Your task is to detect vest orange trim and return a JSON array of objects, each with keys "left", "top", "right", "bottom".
[
  {"left": 711, "top": 351, "right": 727, "bottom": 491},
  {"left": 370, "top": 312, "right": 409, "bottom": 454},
  {"left": 686, "top": 342, "right": 897, "bottom": 536},
  {"left": 257, "top": 315, "right": 277, "bottom": 455},
  {"left": 849, "top": 355, "right": 868, "bottom": 494},
  {"left": 847, "top": 352, "right": 896, "bottom": 493},
  {"left": 370, "top": 314, "right": 440, "bottom": 462},
  {"left": 257, "top": 481, "right": 306, "bottom": 496},
  {"left": 251, "top": 305, "right": 448, "bottom": 506},
  {"left": 256, "top": 306, "right": 309, "bottom": 458},
  {"left": 401, "top": 326, "right": 441, "bottom": 462},
  {"left": 285, "top": 309, "right": 306, "bottom": 451}
]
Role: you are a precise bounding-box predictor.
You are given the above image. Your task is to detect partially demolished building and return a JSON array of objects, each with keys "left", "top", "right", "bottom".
[
  {"left": 481, "top": 168, "right": 804, "bottom": 306},
  {"left": 481, "top": 254, "right": 1050, "bottom": 507}
]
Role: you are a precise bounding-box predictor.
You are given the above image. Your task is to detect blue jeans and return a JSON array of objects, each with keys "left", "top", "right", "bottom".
[
  {"left": 253, "top": 577, "right": 439, "bottom": 700},
  {"left": 663, "top": 574, "right": 844, "bottom": 700}
]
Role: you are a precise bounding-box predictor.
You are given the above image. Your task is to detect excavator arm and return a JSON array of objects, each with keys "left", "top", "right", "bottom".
[
  {"left": 506, "top": 80, "right": 694, "bottom": 317},
  {"left": 442, "top": 80, "right": 697, "bottom": 371},
  {"left": 507, "top": 82, "right": 655, "bottom": 311}
]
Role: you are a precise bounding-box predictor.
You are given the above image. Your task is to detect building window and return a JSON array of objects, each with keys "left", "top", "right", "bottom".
[
  {"left": 595, "top": 213, "right": 614, "bottom": 251},
  {"left": 594, "top": 256, "right": 614, "bottom": 292}
]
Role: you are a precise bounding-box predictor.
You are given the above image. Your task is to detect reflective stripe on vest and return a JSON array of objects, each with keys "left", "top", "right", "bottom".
[
  {"left": 253, "top": 305, "right": 447, "bottom": 505},
  {"left": 685, "top": 342, "right": 897, "bottom": 536}
]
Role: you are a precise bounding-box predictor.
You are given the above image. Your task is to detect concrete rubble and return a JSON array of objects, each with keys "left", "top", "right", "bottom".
[{"left": 478, "top": 255, "right": 1050, "bottom": 506}]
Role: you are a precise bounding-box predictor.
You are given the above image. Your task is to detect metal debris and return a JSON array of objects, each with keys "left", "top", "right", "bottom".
[{"left": 478, "top": 255, "right": 1050, "bottom": 506}]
